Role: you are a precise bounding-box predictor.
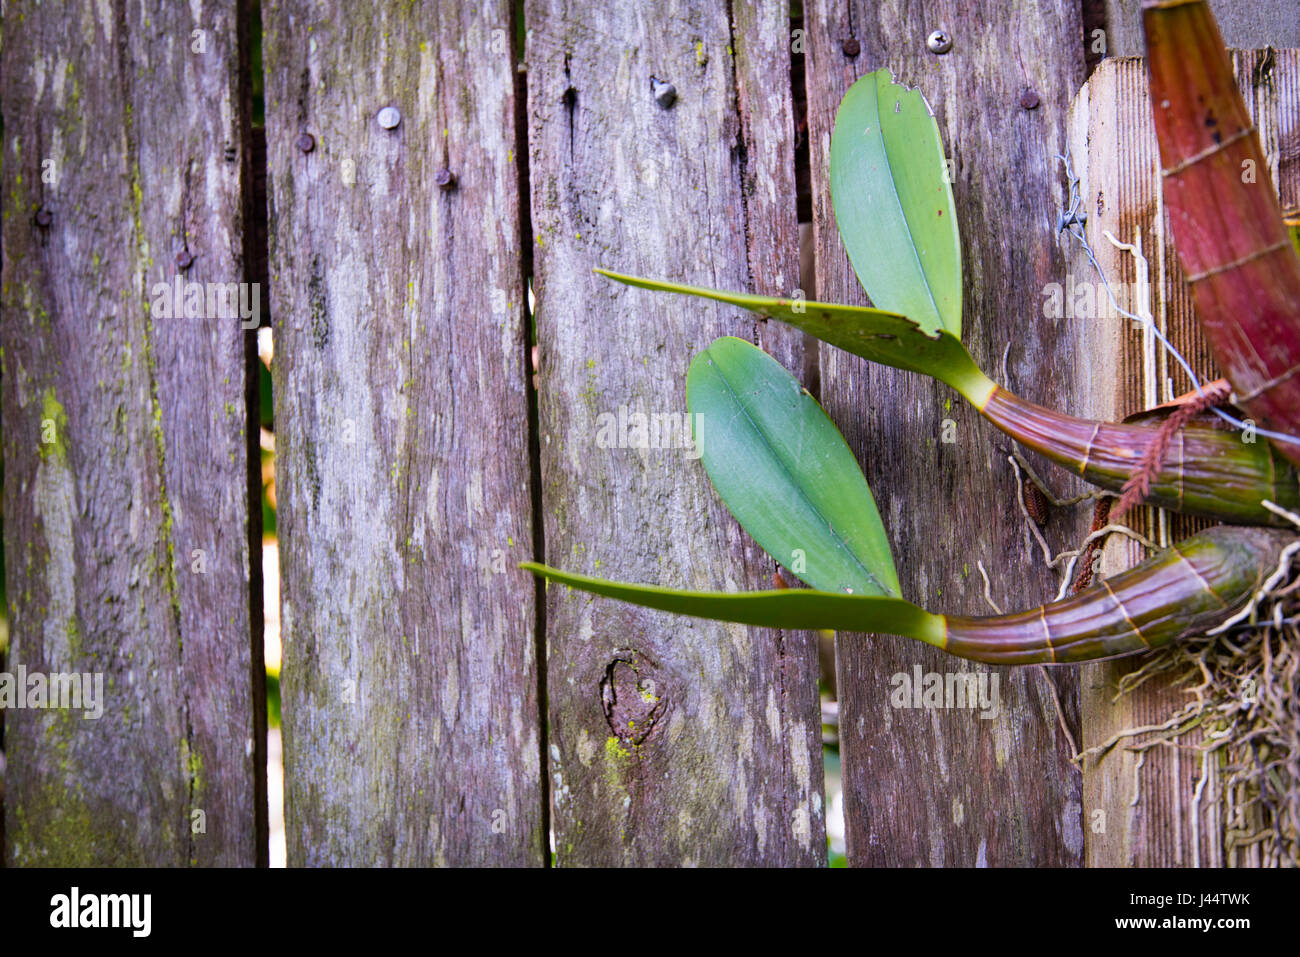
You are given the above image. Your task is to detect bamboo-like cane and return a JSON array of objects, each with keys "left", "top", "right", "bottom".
[
  {"left": 981, "top": 387, "right": 1299, "bottom": 527},
  {"left": 524, "top": 525, "right": 1296, "bottom": 666}
]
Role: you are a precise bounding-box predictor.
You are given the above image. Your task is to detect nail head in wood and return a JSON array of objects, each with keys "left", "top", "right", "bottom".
[{"left": 650, "top": 77, "right": 677, "bottom": 109}]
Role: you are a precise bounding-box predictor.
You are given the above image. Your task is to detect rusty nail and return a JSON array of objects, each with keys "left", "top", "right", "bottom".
[
  {"left": 650, "top": 77, "right": 677, "bottom": 109},
  {"left": 176, "top": 250, "right": 194, "bottom": 270},
  {"left": 35, "top": 208, "right": 53, "bottom": 227},
  {"left": 842, "top": 37, "right": 860, "bottom": 57},
  {"left": 435, "top": 169, "right": 457, "bottom": 190},
  {"left": 377, "top": 106, "right": 401, "bottom": 130},
  {"left": 926, "top": 30, "right": 952, "bottom": 54},
  {"left": 296, "top": 132, "right": 316, "bottom": 153},
  {"left": 1019, "top": 89, "right": 1040, "bottom": 110}
]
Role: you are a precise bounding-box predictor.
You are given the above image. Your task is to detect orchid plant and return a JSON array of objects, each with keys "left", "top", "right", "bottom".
[{"left": 525, "top": 0, "right": 1300, "bottom": 665}]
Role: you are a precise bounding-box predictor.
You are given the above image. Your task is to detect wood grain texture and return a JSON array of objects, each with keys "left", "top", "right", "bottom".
[
  {"left": 1, "top": 0, "right": 263, "bottom": 865},
  {"left": 527, "top": 0, "right": 825, "bottom": 866},
  {"left": 1072, "top": 52, "right": 1300, "bottom": 867},
  {"left": 806, "top": 0, "right": 1089, "bottom": 865},
  {"left": 265, "top": 1, "right": 542, "bottom": 865},
  {"left": 1103, "top": 0, "right": 1300, "bottom": 55}
]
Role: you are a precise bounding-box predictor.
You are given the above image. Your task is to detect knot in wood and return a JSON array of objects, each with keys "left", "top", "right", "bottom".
[{"left": 600, "top": 653, "right": 667, "bottom": 746}]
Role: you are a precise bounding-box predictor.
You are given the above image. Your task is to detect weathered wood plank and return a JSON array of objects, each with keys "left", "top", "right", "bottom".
[
  {"left": 265, "top": 1, "right": 542, "bottom": 865},
  {"left": 527, "top": 0, "right": 825, "bottom": 866},
  {"left": 1072, "top": 52, "right": 1300, "bottom": 867},
  {"left": 1, "top": 0, "right": 263, "bottom": 865},
  {"left": 806, "top": 0, "right": 1089, "bottom": 865},
  {"left": 1103, "top": 0, "right": 1300, "bottom": 55}
]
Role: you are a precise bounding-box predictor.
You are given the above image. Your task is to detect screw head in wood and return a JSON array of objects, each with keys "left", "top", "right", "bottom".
[
  {"left": 296, "top": 132, "right": 316, "bottom": 153},
  {"left": 842, "top": 37, "right": 861, "bottom": 57},
  {"left": 650, "top": 77, "right": 677, "bottom": 109},
  {"left": 1019, "top": 89, "right": 1040, "bottom": 110},
  {"left": 926, "top": 30, "right": 952, "bottom": 54},
  {"left": 176, "top": 250, "right": 194, "bottom": 270},
  {"left": 35, "top": 207, "right": 53, "bottom": 227},
  {"left": 435, "top": 168, "right": 457, "bottom": 190},
  {"left": 377, "top": 106, "right": 402, "bottom": 130}
]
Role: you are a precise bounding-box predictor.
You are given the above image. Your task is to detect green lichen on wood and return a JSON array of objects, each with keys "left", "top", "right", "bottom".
[
  {"left": 39, "top": 388, "right": 69, "bottom": 462},
  {"left": 182, "top": 735, "right": 205, "bottom": 817},
  {"left": 8, "top": 778, "right": 97, "bottom": 867},
  {"left": 10, "top": 707, "right": 107, "bottom": 866},
  {"left": 140, "top": 299, "right": 183, "bottom": 633}
]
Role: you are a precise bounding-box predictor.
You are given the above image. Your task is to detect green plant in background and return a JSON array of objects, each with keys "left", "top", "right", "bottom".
[
  {"left": 266, "top": 669, "right": 281, "bottom": 729},
  {"left": 525, "top": 55, "right": 1299, "bottom": 665}
]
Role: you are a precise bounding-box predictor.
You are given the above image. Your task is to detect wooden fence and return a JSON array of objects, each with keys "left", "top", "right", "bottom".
[{"left": 1, "top": 0, "right": 1295, "bottom": 866}]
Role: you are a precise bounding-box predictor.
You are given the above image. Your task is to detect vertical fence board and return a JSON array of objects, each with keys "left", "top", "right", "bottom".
[
  {"left": 1073, "top": 52, "right": 1300, "bottom": 867},
  {"left": 1103, "top": 0, "right": 1300, "bottom": 55},
  {"left": 265, "top": 1, "right": 542, "bottom": 865},
  {"left": 806, "top": 0, "right": 1088, "bottom": 865},
  {"left": 528, "top": 0, "right": 825, "bottom": 866},
  {"left": 1, "top": 0, "right": 263, "bottom": 865}
]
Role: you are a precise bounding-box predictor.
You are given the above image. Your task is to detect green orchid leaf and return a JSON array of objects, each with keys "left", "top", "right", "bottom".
[
  {"left": 521, "top": 561, "right": 941, "bottom": 642},
  {"left": 686, "top": 336, "right": 900, "bottom": 597},
  {"left": 831, "top": 69, "right": 962, "bottom": 336},
  {"left": 596, "top": 270, "right": 994, "bottom": 406}
]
